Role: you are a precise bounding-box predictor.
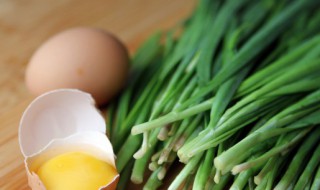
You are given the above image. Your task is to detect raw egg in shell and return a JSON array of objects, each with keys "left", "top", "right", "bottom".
[
  {"left": 25, "top": 27, "right": 129, "bottom": 106},
  {"left": 19, "top": 89, "right": 119, "bottom": 190}
]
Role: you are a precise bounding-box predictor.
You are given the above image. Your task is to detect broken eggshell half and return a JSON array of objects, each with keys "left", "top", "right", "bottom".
[{"left": 19, "top": 89, "right": 119, "bottom": 190}]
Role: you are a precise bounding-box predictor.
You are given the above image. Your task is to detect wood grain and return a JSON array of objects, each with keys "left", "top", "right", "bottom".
[{"left": 0, "top": 0, "right": 195, "bottom": 189}]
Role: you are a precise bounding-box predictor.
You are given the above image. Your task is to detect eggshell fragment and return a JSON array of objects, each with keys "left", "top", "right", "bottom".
[{"left": 19, "top": 89, "right": 119, "bottom": 190}]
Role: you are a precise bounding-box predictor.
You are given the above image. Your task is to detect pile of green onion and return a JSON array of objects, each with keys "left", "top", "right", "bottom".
[{"left": 107, "top": 0, "right": 320, "bottom": 189}]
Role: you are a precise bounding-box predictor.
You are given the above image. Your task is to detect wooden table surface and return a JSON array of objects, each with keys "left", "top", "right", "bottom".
[{"left": 0, "top": 1, "right": 195, "bottom": 189}]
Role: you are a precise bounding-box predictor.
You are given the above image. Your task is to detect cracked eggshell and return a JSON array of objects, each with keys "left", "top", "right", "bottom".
[{"left": 19, "top": 89, "right": 119, "bottom": 190}]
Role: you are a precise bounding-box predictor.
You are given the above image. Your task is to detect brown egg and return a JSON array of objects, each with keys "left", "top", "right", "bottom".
[{"left": 25, "top": 27, "right": 129, "bottom": 106}]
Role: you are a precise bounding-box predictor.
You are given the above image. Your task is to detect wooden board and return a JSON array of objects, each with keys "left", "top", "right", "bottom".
[{"left": 0, "top": 0, "right": 195, "bottom": 189}]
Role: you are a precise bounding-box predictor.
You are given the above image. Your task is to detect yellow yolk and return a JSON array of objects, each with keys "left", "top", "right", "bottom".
[{"left": 36, "top": 152, "right": 118, "bottom": 190}]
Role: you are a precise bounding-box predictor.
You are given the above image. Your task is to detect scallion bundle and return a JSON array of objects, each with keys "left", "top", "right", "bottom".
[{"left": 107, "top": 0, "right": 320, "bottom": 189}]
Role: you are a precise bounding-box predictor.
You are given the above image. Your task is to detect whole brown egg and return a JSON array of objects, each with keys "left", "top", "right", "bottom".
[{"left": 25, "top": 27, "right": 129, "bottom": 106}]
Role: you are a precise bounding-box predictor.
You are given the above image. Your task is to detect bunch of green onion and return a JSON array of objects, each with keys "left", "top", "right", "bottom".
[{"left": 107, "top": 0, "right": 320, "bottom": 189}]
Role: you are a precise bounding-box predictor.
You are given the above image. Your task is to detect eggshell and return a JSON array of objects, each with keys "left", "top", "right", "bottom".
[
  {"left": 25, "top": 27, "right": 129, "bottom": 106},
  {"left": 26, "top": 132, "right": 119, "bottom": 190},
  {"left": 19, "top": 89, "right": 119, "bottom": 190}
]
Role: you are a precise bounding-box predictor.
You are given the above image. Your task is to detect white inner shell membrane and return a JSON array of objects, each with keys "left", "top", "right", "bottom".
[{"left": 19, "top": 89, "right": 106, "bottom": 157}]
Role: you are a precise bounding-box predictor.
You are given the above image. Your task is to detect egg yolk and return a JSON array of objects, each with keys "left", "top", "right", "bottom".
[{"left": 36, "top": 152, "right": 117, "bottom": 190}]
